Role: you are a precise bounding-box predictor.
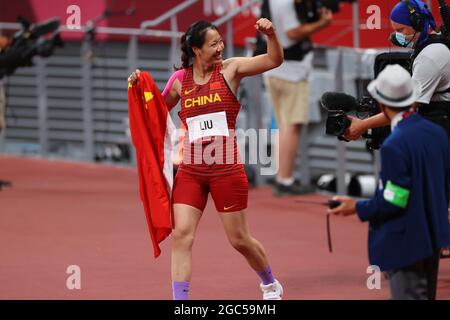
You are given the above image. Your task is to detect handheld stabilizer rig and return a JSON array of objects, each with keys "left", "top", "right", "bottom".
[{"left": 320, "top": 91, "right": 391, "bottom": 150}]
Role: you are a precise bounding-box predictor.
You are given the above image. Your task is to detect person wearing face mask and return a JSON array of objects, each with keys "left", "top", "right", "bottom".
[{"left": 344, "top": 0, "right": 450, "bottom": 140}]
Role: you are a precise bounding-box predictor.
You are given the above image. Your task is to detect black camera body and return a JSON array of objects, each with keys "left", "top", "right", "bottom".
[
  {"left": 296, "top": 0, "right": 356, "bottom": 23},
  {"left": 325, "top": 96, "right": 380, "bottom": 137},
  {"left": 325, "top": 110, "right": 351, "bottom": 137},
  {"left": 322, "top": 92, "right": 385, "bottom": 149},
  {"left": 0, "top": 17, "right": 63, "bottom": 78},
  {"left": 359, "top": 97, "right": 391, "bottom": 150}
]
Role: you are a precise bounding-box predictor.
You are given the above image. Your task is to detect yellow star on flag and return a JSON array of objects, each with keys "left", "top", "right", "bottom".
[{"left": 144, "top": 91, "right": 154, "bottom": 102}]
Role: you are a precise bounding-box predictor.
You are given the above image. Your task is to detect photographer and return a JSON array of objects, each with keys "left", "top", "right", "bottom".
[
  {"left": 261, "top": 0, "right": 333, "bottom": 196},
  {"left": 0, "top": 17, "right": 62, "bottom": 79},
  {"left": 0, "top": 35, "right": 12, "bottom": 132},
  {"left": 345, "top": 0, "right": 450, "bottom": 140},
  {"left": 329, "top": 65, "right": 450, "bottom": 300},
  {"left": 0, "top": 18, "right": 63, "bottom": 133}
]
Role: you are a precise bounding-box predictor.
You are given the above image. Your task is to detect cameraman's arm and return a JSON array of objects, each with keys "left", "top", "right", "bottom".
[
  {"left": 286, "top": 8, "right": 332, "bottom": 42},
  {"left": 0, "top": 37, "right": 16, "bottom": 68},
  {"left": 344, "top": 113, "right": 390, "bottom": 141},
  {"left": 0, "top": 48, "right": 25, "bottom": 71}
]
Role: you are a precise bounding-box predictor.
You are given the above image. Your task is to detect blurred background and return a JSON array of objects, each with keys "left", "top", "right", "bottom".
[
  {"left": 2, "top": 0, "right": 443, "bottom": 191},
  {"left": 0, "top": 0, "right": 449, "bottom": 300}
]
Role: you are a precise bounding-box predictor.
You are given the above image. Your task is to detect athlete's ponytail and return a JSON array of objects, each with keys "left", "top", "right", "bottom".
[
  {"left": 180, "top": 33, "right": 193, "bottom": 70},
  {"left": 176, "top": 20, "right": 218, "bottom": 70}
]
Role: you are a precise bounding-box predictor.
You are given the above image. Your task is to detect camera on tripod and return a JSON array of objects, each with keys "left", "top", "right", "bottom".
[{"left": 0, "top": 16, "right": 64, "bottom": 78}]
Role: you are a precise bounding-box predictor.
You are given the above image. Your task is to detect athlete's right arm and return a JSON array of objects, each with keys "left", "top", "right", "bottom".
[
  {"left": 127, "top": 69, "right": 182, "bottom": 110},
  {"left": 162, "top": 70, "right": 184, "bottom": 110}
]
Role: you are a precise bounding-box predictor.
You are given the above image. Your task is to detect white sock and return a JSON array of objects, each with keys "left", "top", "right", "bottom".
[{"left": 276, "top": 176, "right": 295, "bottom": 186}]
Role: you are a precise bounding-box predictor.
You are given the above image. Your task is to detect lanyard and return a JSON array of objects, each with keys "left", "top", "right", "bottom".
[{"left": 296, "top": 200, "right": 338, "bottom": 253}]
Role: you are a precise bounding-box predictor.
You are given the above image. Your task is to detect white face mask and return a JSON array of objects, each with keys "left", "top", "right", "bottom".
[{"left": 394, "top": 32, "right": 416, "bottom": 48}]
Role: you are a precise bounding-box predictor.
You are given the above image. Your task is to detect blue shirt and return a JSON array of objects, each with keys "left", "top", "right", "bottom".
[{"left": 356, "top": 113, "right": 450, "bottom": 271}]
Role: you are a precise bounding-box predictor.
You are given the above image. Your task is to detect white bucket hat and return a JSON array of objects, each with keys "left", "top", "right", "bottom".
[{"left": 367, "top": 64, "right": 419, "bottom": 108}]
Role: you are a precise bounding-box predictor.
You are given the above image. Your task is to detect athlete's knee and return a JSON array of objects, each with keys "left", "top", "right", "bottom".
[
  {"left": 229, "top": 234, "right": 253, "bottom": 252},
  {"left": 172, "top": 227, "right": 195, "bottom": 248}
]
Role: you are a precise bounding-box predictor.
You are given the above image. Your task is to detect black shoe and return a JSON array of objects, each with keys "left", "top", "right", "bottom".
[
  {"left": 265, "top": 177, "right": 277, "bottom": 186},
  {"left": 0, "top": 180, "right": 12, "bottom": 190},
  {"left": 441, "top": 247, "right": 450, "bottom": 259},
  {"left": 272, "top": 182, "right": 314, "bottom": 196}
]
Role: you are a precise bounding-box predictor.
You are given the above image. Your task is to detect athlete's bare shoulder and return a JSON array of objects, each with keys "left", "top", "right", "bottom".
[
  {"left": 221, "top": 56, "right": 265, "bottom": 79},
  {"left": 221, "top": 58, "right": 238, "bottom": 72},
  {"left": 221, "top": 58, "right": 241, "bottom": 81},
  {"left": 220, "top": 59, "right": 241, "bottom": 95}
]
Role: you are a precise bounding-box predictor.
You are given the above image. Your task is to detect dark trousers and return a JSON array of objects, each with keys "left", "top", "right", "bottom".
[{"left": 385, "top": 252, "right": 441, "bottom": 300}]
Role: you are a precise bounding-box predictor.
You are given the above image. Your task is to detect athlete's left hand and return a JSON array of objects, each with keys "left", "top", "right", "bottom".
[{"left": 255, "top": 18, "right": 275, "bottom": 37}]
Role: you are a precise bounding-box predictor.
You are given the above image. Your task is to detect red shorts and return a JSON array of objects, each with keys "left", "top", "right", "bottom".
[{"left": 172, "top": 166, "right": 248, "bottom": 213}]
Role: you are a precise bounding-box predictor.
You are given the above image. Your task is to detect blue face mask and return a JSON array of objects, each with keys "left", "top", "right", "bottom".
[{"left": 394, "top": 32, "right": 415, "bottom": 48}]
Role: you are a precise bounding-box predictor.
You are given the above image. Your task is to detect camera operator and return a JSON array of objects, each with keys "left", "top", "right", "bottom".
[
  {"left": 0, "top": 35, "right": 12, "bottom": 132},
  {"left": 0, "top": 35, "right": 17, "bottom": 189},
  {"left": 0, "top": 34, "right": 29, "bottom": 132},
  {"left": 345, "top": 0, "right": 450, "bottom": 140},
  {"left": 0, "top": 18, "right": 63, "bottom": 133},
  {"left": 259, "top": 0, "right": 333, "bottom": 196},
  {"left": 329, "top": 64, "right": 450, "bottom": 300}
]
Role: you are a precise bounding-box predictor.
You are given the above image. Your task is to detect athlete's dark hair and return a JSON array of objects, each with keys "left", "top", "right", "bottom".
[{"left": 177, "top": 20, "right": 218, "bottom": 70}]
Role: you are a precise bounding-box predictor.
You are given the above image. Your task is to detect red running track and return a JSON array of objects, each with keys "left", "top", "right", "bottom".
[{"left": 0, "top": 155, "right": 449, "bottom": 300}]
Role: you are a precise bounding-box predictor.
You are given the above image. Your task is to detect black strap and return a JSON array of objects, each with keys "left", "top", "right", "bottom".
[
  {"left": 253, "top": 0, "right": 313, "bottom": 61},
  {"left": 411, "top": 34, "right": 450, "bottom": 68},
  {"left": 419, "top": 100, "right": 450, "bottom": 113},
  {"left": 435, "top": 87, "right": 450, "bottom": 94},
  {"left": 326, "top": 213, "right": 333, "bottom": 253},
  {"left": 411, "top": 35, "right": 450, "bottom": 95}
]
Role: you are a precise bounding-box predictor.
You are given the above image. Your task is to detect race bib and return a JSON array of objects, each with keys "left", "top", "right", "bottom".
[{"left": 186, "top": 111, "right": 229, "bottom": 143}]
